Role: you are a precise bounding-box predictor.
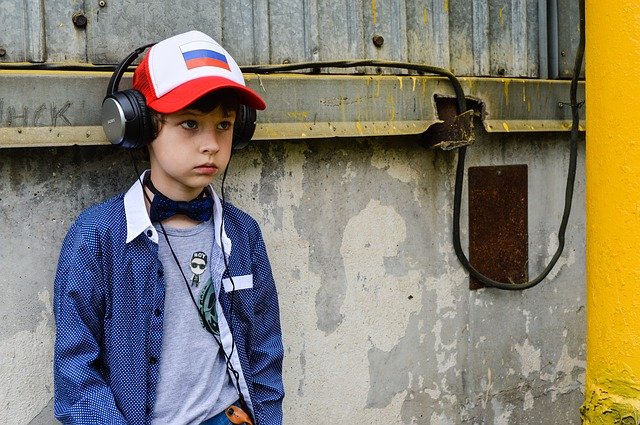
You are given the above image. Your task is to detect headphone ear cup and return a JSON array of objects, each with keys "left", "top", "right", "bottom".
[
  {"left": 232, "top": 104, "right": 257, "bottom": 150},
  {"left": 122, "top": 89, "right": 154, "bottom": 149},
  {"left": 102, "top": 89, "right": 153, "bottom": 150}
]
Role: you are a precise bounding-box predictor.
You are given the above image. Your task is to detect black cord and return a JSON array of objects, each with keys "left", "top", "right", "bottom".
[
  {"left": 243, "top": 60, "right": 467, "bottom": 111},
  {"left": 219, "top": 149, "right": 238, "bottom": 361},
  {"left": 450, "top": 0, "right": 584, "bottom": 290},
  {"left": 243, "top": 50, "right": 583, "bottom": 289},
  {"left": 227, "top": 56, "right": 583, "bottom": 290}
]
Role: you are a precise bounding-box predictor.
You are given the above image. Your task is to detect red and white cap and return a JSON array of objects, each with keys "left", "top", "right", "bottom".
[{"left": 133, "top": 30, "right": 266, "bottom": 113}]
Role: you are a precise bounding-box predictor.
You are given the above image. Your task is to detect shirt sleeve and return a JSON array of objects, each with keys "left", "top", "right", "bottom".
[
  {"left": 248, "top": 228, "right": 285, "bottom": 425},
  {"left": 53, "top": 219, "right": 128, "bottom": 425}
]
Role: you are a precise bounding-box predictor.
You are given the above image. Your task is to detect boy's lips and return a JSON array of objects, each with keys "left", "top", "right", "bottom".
[{"left": 194, "top": 164, "right": 218, "bottom": 175}]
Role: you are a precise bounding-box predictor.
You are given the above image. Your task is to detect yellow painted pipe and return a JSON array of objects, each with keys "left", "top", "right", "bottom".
[{"left": 582, "top": 1, "right": 640, "bottom": 422}]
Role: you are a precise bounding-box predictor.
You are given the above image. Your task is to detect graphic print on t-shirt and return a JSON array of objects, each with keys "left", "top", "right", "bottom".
[
  {"left": 190, "top": 251, "right": 208, "bottom": 287},
  {"left": 189, "top": 250, "right": 220, "bottom": 335},
  {"left": 198, "top": 278, "right": 220, "bottom": 336}
]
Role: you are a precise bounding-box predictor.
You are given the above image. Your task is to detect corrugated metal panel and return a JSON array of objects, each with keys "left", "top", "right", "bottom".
[
  {"left": 44, "top": 0, "right": 86, "bottom": 63},
  {"left": 87, "top": 1, "right": 222, "bottom": 64},
  {"left": 0, "top": 0, "right": 582, "bottom": 79},
  {"left": 317, "top": 1, "right": 363, "bottom": 62},
  {"left": 407, "top": 0, "right": 451, "bottom": 70},
  {"left": 0, "top": 0, "right": 45, "bottom": 62},
  {"left": 556, "top": 0, "right": 583, "bottom": 79},
  {"left": 454, "top": 0, "right": 542, "bottom": 77}
]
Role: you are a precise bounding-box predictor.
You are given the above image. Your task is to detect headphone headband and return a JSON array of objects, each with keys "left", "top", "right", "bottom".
[{"left": 106, "top": 43, "right": 156, "bottom": 97}]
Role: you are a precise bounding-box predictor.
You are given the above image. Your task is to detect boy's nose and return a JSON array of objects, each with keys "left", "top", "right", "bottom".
[{"left": 200, "top": 131, "right": 220, "bottom": 153}]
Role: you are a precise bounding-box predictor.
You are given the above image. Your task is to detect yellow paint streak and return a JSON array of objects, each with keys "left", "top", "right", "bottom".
[
  {"left": 499, "top": 7, "right": 504, "bottom": 28},
  {"left": 503, "top": 79, "right": 510, "bottom": 107},
  {"left": 396, "top": 77, "right": 403, "bottom": 90},
  {"left": 444, "top": 0, "right": 449, "bottom": 13},
  {"left": 386, "top": 94, "right": 396, "bottom": 121},
  {"left": 371, "top": 0, "right": 377, "bottom": 24},
  {"left": 501, "top": 122, "right": 510, "bottom": 132},
  {"left": 287, "top": 111, "right": 309, "bottom": 121},
  {"left": 583, "top": 0, "right": 640, "bottom": 421},
  {"left": 423, "top": 8, "right": 428, "bottom": 24}
]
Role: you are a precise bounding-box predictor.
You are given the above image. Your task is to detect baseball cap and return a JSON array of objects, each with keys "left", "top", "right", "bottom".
[{"left": 133, "top": 30, "right": 266, "bottom": 113}]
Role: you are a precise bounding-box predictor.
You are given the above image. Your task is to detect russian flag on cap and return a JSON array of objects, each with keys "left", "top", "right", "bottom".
[{"left": 180, "top": 41, "right": 230, "bottom": 71}]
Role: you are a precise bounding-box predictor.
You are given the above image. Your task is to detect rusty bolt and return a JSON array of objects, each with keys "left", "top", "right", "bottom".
[
  {"left": 497, "top": 68, "right": 506, "bottom": 76},
  {"left": 72, "top": 12, "right": 88, "bottom": 28},
  {"left": 99, "top": 0, "right": 106, "bottom": 6},
  {"left": 372, "top": 34, "right": 384, "bottom": 48},
  {"left": 0, "top": 47, "right": 6, "bottom": 57}
]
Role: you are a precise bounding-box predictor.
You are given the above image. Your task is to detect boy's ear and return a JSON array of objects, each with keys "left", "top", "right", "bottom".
[{"left": 232, "top": 105, "right": 257, "bottom": 150}]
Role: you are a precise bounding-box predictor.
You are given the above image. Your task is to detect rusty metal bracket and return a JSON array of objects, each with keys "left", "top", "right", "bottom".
[
  {"left": 422, "top": 96, "right": 477, "bottom": 150},
  {"left": 425, "top": 109, "right": 475, "bottom": 150}
]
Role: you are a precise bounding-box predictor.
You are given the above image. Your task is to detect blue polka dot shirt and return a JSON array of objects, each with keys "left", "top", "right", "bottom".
[{"left": 53, "top": 177, "right": 285, "bottom": 424}]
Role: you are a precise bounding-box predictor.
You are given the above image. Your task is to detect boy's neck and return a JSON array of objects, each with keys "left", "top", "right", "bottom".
[{"left": 144, "top": 175, "right": 211, "bottom": 229}]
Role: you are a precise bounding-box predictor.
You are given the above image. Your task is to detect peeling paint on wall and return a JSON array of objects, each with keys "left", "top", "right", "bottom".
[
  {"left": 0, "top": 291, "right": 53, "bottom": 424},
  {"left": 514, "top": 339, "right": 541, "bottom": 378}
]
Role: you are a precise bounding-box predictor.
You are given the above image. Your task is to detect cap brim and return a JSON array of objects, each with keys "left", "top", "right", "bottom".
[{"left": 147, "top": 76, "right": 266, "bottom": 113}]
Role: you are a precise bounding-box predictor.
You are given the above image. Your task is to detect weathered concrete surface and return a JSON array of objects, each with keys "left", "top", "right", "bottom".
[{"left": 0, "top": 126, "right": 585, "bottom": 424}]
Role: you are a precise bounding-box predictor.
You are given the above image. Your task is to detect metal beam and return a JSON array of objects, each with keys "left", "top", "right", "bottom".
[{"left": 0, "top": 70, "right": 584, "bottom": 148}]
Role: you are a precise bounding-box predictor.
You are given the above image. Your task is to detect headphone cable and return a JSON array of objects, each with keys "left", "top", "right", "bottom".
[{"left": 128, "top": 152, "right": 248, "bottom": 407}]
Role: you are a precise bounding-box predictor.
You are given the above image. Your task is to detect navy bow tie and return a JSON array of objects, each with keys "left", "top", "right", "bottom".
[{"left": 146, "top": 179, "right": 213, "bottom": 223}]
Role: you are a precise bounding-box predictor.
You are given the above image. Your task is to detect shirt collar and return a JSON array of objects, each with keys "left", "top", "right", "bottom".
[
  {"left": 124, "top": 172, "right": 156, "bottom": 244},
  {"left": 123, "top": 171, "right": 232, "bottom": 256}
]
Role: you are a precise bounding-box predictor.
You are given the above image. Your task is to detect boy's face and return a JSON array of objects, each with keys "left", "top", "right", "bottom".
[{"left": 148, "top": 105, "right": 235, "bottom": 200}]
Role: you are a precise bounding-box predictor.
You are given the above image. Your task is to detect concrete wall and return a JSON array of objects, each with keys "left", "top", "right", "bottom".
[{"left": 0, "top": 124, "right": 585, "bottom": 424}]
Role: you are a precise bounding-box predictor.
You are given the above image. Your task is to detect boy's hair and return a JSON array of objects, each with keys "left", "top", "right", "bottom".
[{"left": 149, "top": 89, "right": 240, "bottom": 137}]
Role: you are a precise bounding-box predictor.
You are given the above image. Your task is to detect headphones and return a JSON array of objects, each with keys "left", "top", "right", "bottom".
[{"left": 101, "top": 43, "right": 257, "bottom": 151}]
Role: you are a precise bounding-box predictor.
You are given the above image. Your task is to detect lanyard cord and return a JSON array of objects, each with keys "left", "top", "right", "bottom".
[{"left": 129, "top": 154, "right": 248, "bottom": 411}]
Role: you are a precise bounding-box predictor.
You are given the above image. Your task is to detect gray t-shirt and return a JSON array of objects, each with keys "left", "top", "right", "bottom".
[{"left": 152, "top": 220, "right": 238, "bottom": 424}]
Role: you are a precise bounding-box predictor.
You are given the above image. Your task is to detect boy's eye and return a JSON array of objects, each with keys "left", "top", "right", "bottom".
[
  {"left": 181, "top": 120, "right": 198, "bottom": 130},
  {"left": 217, "top": 120, "right": 233, "bottom": 131}
]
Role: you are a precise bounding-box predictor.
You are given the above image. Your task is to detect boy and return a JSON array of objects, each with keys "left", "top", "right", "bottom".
[{"left": 53, "top": 30, "right": 284, "bottom": 425}]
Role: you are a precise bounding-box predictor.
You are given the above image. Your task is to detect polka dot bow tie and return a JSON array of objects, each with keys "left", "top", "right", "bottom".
[{"left": 146, "top": 179, "right": 213, "bottom": 223}]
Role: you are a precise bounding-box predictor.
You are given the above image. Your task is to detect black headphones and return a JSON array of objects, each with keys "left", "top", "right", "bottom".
[{"left": 101, "top": 43, "right": 257, "bottom": 151}]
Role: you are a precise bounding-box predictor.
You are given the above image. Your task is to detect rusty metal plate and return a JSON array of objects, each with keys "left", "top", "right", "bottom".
[{"left": 468, "top": 165, "right": 528, "bottom": 289}]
